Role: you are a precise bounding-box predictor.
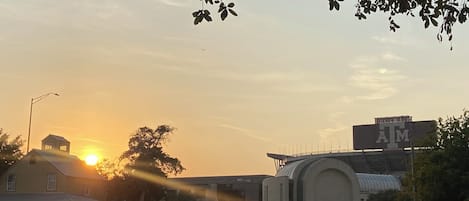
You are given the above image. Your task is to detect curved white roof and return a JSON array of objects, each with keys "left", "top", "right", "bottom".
[
  {"left": 275, "top": 160, "right": 303, "bottom": 179},
  {"left": 356, "top": 173, "right": 401, "bottom": 193},
  {"left": 275, "top": 158, "right": 401, "bottom": 193}
]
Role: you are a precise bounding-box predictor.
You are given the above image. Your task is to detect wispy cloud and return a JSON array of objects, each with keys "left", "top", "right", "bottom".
[
  {"left": 381, "top": 52, "right": 405, "bottom": 61},
  {"left": 216, "top": 71, "right": 304, "bottom": 82},
  {"left": 158, "top": 0, "right": 192, "bottom": 7},
  {"left": 372, "top": 36, "right": 409, "bottom": 46},
  {"left": 129, "top": 47, "right": 340, "bottom": 95},
  {"left": 327, "top": 112, "right": 346, "bottom": 122},
  {"left": 273, "top": 83, "right": 340, "bottom": 94},
  {"left": 218, "top": 124, "right": 271, "bottom": 143},
  {"left": 343, "top": 53, "right": 407, "bottom": 102},
  {"left": 74, "top": 137, "right": 105, "bottom": 144},
  {"left": 318, "top": 125, "right": 348, "bottom": 145}
]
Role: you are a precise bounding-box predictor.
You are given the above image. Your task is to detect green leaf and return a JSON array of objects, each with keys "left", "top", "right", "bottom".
[
  {"left": 221, "top": 10, "right": 228, "bottom": 20},
  {"left": 458, "top": 13, "right": 467, "bottom": 23},
  {"left": 334, "top": 1, "right": 340, "bottom": 10},
  {"left": 430, "top": 18, "right": 438, "bottom": 26},
  {"left": 194, "top": 16, "right": 203, "bottom": 25},
  {"left": 424, "top": 19, "right": 430, "bottom": 28},
  {"left": 218, "top": 3, "right": 225, "bottom": 13},
  {"left": 229, "top": 9, "right": 238, "bottom": 16},
  {"left": 204, "top": 14, "right": 213, "bottom": 22}
]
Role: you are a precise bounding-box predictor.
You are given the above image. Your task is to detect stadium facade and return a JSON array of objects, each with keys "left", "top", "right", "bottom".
[
  {"left": 172, "top": 116, "right": 436, "bottom": 201},
  {"left": 264, "top": 116, "right": 436, "bottom": 201}
]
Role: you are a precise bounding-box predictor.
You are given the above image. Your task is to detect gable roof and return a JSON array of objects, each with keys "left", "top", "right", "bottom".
[
  {"left": 30, "top": 149, "right": 103, "bottom": 180},
  {"left": 42, "top": 134, "right": 70, "bottom": 143}
]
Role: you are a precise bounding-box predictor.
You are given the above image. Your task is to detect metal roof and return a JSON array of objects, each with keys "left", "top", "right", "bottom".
[
  {"left": 268, "top": 149, "right": 411, "bottom": 176},
  {"left": 275, "top": 160, "right": 304, "bottom": 179},
  {"left": 275, "top": 158, "right": 401, "bottom": 193},
  {"left": 42, "top": 134, "right": 70, "bottom": 143},
  {"left": 356, "top": 173, "right": 401, "bottom": 193},
  {"left": 31, "top": 149, "right": 103, "bottom": 180}
]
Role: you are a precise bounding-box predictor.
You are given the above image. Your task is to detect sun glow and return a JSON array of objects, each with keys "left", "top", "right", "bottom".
[{"left": 84, "top": 154, "right": 99, "bottom": 166}]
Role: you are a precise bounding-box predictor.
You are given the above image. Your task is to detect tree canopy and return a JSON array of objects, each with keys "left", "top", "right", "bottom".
[
  {"left": 193, "top": 0, "right": 469, "bottom": 47},
  {"left": 100, "top": 125, "right": 185, "bottom": 201},
  {"left": 0, "top": 129, "right": 23, "bottom": 176},
  {"left": 398, "top": 110, "right": 469, "bottom": 201},
  {"left": 367, "top": 190, "right": 399, "bottom": 201}
]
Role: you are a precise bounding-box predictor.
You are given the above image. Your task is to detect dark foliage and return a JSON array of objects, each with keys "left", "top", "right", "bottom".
[
  {"left": 0, "top": 129, "right": 23, "bottom": 177},
  {"left": 368, "top": 190, "right": 399, "bottom": 201},
  {"left": 399, "top": 110, "right": 469, "bottom": 201},
  {"left": 334, "top": 0, "right": 468, "bottom": 49},
  {"left": 103, "top": 125, "right": 185, "bottom": 201},
  {"left": 195, "top": 0, "right": 468, "bottom": 48},
  {"left": 192, "top": 0, "right": 237, "bottom": 25}
]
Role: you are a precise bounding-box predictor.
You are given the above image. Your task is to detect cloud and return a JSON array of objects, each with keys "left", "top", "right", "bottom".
[
  {"left": 229, "top": 72, "right": 304, "bottom": 82},
  {"left": 74, "top": 137, "right": 104, "bottom": 144},
  {"left": 158, "top": 0, "right": 192, "bottom": 7},
  {"left": 318, "top": 125, "right": 348, "bottom": 145},
  {"left": 345, "top": 53, "right": 406, "bottom": 101},
  {"left": 129, "top": 47, "right": 340, "bottom": 95},
  {"left": 381, "top": 52, "right": 405, "bottom": 61},
  {"left": 273, "top": 83, "right": 340, "bottom": 94},
  {"left": 372, "top": 36, "right": 409, "bottom": 46},
  {"left": 218, "top": 124, "right": 271, "bottom": 143},
  {"left": 327, "top": 112, "right": 346, "bottom": 121}
]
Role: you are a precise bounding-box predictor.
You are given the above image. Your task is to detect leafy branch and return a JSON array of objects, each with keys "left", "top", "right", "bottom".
[
  {"left": 193, "top": 0, "right": 469, "bottom": 49},
  {"left": 330, "top": 0, "right": 469, "bottom": 49},
  {"left": 193, "top": 0, "right": 238, "bottom": 25}
]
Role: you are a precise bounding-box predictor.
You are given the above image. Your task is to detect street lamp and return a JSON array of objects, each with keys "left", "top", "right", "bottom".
[{"left": 27, "top": 92, "right": 60, "bottom": 153}]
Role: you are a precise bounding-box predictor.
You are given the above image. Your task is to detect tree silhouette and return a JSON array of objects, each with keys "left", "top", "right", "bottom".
[
  {"left": 103, "top": 125, "right": 185, "bottom": 201},
  {"left": 0, "top": 129, "right": 23, "bottom": 177}
]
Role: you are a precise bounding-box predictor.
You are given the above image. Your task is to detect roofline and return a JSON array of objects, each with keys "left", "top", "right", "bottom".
[
  {"left": 25, "top": 149, "right": 104, "bottom": 180},
  {"left": 352, "top": 119, "right": 436, "bottom": 127},
  {"left": 171, "top": 174, "right": 273, "bottom": 179},
  {"left": 267, "top": 148, "right": 424, "bottom": 164}
]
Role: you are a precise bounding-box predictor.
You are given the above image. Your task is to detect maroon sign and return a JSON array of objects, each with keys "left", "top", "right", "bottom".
[{"left": 353, "top": 120, "right": 436, "bottom": 150}]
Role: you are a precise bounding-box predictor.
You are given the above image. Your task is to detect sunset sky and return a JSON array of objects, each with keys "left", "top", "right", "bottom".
[{"left": 1, "top": 0, "right": 469, "bottom": 177}]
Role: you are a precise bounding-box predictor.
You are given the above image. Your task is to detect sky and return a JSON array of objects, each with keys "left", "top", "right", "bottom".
[{"left": 1, "top": 0, "right": 468, "bottom": 177}]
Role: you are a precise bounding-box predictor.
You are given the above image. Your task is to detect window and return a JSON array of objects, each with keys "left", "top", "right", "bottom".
[
  {"left": 6, "top": 175, "right": 16, "bottom": 192},
  {"left": 47, "top": 174, "right": 57, "bottom": 191},
  {"left": 44, "top": 145, "right": 52, "bottom": 150},
  {"left": 59, "top": 145, "right": 68, "bottom": 152}
]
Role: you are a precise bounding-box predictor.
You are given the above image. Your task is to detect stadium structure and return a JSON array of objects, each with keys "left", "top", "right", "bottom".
[
  {"left": 263, "top": 116, "right": 436, "bottom": 201},
  {"left": 171, "top": 116, "right": 436, "bottom": 201}
]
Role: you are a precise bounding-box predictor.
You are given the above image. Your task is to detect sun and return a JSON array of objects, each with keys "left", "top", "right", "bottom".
[{"left": 84, "top": 154, "right": 99, "bottom": 166}]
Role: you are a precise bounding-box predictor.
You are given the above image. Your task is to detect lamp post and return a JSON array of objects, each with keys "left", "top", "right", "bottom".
[{"left": 27, "top": 92, "right": 60, "bottom": 153}]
